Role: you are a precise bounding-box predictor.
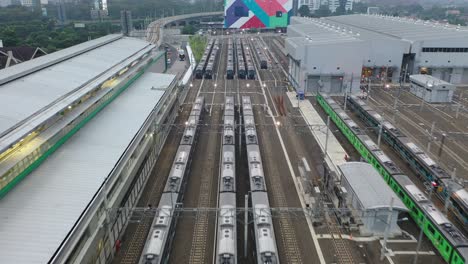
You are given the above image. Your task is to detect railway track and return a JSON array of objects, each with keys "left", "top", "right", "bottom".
[
  {"left": 243, "top": 38, "right": 307, "bottom": 264},
  {"left": 326, "top": 220, "right": 355, "bottom": 264},
  {"left": 188, "top": 112, "right": 221, "bottom": 263},
  {"left": 369, "top": 89, "right": 468, "bottom": 172},
  {"left": 168, "top": 37, "right": 226, "bottom": 264},
  {"left": 118, "top": 177, "right": 164, "bottom": 264},
  {"left": 113, "top": 62, "right": 204, "bottom": 264},
  {"left": 264, "top": 146, "right": 303, "bottom": 264},
  {"left": 115, "top": 109, "right": 189, "bottom": 264}
]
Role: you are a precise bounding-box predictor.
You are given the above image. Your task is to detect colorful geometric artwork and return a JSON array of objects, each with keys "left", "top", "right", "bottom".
[{"left": 224, "top": 0, "right": 293, "bottom": 29}]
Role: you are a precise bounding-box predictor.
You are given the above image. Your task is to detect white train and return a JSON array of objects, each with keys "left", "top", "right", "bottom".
[
  {"left": 195, "top": 39, "right": 215, "bottom": 79},
  {"left": 241, "top": 96, "right": 279, "bottom": 264},
  {"left": 140, "top": 96, "right": 205, "bottom": 264},
  {"left": 216, "top": 96, "right": 237, "bottom": 264},
  {"left": 205, "top": 39, "right": 220, "bottom": 79}
]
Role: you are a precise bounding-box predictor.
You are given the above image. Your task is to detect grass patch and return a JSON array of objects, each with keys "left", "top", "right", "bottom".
[{"left": 189, "top": 35, "right": 207, "bottom": 63}]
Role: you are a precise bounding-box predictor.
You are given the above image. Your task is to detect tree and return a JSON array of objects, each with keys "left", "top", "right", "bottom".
[
  {"left": 1, "top": 27, "right": 21, "bottom": 46},
  {"left": 314, "top": 5, "right": 331, "bottom": 17},
  {"left": 181, "top": 24, "right": 196, "bottom": 35},
  {"left": 334, "top": 0, "right": 347, "bottom": 15},
  {"left": 352, "top": 2, "right": 368, "bottom": 14},
  {"left": 298, "top": 5, "right": 311, "bottom": 17}
]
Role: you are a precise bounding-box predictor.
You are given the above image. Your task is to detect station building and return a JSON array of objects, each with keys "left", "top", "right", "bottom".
[
  {"left": 286, "top": 14, "right": 468, "bottom": 94},
  {"left": 0, "top": 35, "right": 183, "bottom": 263},
  {"left": 338, "top": 162, "right": 408, "bottom": 237}
]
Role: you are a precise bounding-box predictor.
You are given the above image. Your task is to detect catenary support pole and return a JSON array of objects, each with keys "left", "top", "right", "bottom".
[{"left": 380, "top": 197, "right": 394, "bottom": 261}]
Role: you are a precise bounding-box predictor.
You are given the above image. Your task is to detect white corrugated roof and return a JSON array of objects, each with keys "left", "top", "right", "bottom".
[
  {"left": 325, "top": 14, "right": 468, "bottom": 41},
  {"left": 0, "top": 72, "right": 175, "bottom": 263},
  {"left": 0, "top": 34, "right": 122, "bottom": 85},
  {"left": 339, "top": 162, "right": 407, "bottom": 211},
  {"left": 410, "top": 74, "right": 453, "bottom": 86},
  {"left": 0, "top": 35, "right": 152, "bottom": 136},
  {"left": 289, "top": 17, "right": 362, "bottom": 45}
]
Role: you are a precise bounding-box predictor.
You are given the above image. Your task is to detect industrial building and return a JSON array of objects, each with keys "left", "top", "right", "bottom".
[
  {"left": 224, "top": 0, "right": 293, "bottom": 29},
  {"left": 0, "top": 35, "right": 182, "bottom": 263},
  {"left": 410, "top": 74, "right": 456, "bottom": 103},
  {"left": 338, "top": 162, "right": 408, "bottom": 237},
  {"left": 286, "top": 14, "right": 468, "bottom": 94}
]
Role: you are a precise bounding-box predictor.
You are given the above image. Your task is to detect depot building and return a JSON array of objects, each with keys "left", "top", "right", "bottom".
[{"left": 286, "top": 14, "right": 468, "bottom": 94}]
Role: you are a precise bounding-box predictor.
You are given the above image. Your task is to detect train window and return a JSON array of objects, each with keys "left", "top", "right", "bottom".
[
  {"left": 427, "top": 224, "right": 435, "bottom": 235},
  {"left": 398, "top": 189, "right": 404, "bottom": 198},
  {"left": 276, "top": 11, "right": 283, "bottom": 17}
]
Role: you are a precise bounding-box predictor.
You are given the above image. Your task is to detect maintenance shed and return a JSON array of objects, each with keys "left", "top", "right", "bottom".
[
  {"left": 339, "top": 162, "right": 408, "bottom": 237},
  {"left": 409, "top": 74, "right": 456, "bottom": 103}
]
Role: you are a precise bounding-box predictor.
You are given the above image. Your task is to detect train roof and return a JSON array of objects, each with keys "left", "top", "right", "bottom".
[
  {"left": 360, "top": 136, "right": 380, "bottom": 151},
  {"left": 339, "top": 162, "right": 407, "bottom": 211},
  {"left": 393, "top": 175, "right": 468, "bottom": 246},
  {"left": 350, "top": 94, "right": 454, "bottom": 181},
  {"left": 400, "top": 137, "right": 451, "bottom": 179},
  {"left": 452, "top": 189, "right": 468, "bottom": 208},
  {"left": 394, "top": 174, "right": 429, "bottom": 203}
]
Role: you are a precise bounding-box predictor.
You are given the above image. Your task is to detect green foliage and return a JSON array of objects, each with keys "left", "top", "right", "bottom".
[
  {"left": 313, "top": 5, "right": 331, "bottom": 17},
  {"left": 181, "top": 24, "right": 196, "bottom": 35},
  {"left": 298, "top": 5, "right": 311, "bottom": 17},
  {"left": 189, "top": 35, "right": 207, "bottom": 63},
  {"left": 0, "top": 20, "right": 118, "bottom": 52}
]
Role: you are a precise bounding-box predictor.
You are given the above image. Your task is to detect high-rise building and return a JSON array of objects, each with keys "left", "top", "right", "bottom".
[
  {"left": 298, "top": 0, "right": 320, "bottom": 12},
  {"left": 302, "top": 0, "right": 353, "bottom": 13},
  {"left": 120, "top": 10, "right": 133, "bottom": 36},
  {"left": 0, "top": 0, "right": 12, "bottom": 7},
  {"left": 57, "top": 1, "right": 66, "bottom": 25}
]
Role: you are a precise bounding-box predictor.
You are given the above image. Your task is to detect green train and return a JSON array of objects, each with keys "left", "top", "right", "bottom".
[{"left": 316, "top": 93, "right": 468, "bottom": 264}]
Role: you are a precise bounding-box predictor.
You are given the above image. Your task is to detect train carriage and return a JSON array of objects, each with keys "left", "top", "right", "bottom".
[
  {"left": 227, "top": 39, "right": 235, "bottom": 79},
  {"left": 241, "top": 96, "right": 279, "bottom": 264},
  {"left": 346, "top": 94, "right": 467, "bottom": 223},
  {"left": 236, "top": 39, "right": 246, "bottom": 79},
  {"left": 252, "top": 38, "right": 268, "bottom": 69},
  {"left": 450, "top": 189, "right": 468, "bottom": 226},
  {"left": 205, "top": 41, "right": 219, "bottom": 79},
  {"left": 216, "top": 96, "right": 237, "bottom": 264},
  {"left": 194, "top": 40, "right": 215, "bottom": 79},
  {"left": 140, "top": 97, "right": 205, "bottom": 264},
  {"left": 227, "top": 62, "right": 235, "bottom": 80},
  {"left": 317, "top": 93, "right": 468, "bottom": 264},
  {"left": 178, "top": 48, "right": 185, "bottom": 61}
]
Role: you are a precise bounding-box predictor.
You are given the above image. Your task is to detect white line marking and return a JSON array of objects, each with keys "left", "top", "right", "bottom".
[
  {"left": 256, "top": 62, "right": 326, "bottom": 264},
  {"left": 392, "top": 251, "right": 435, "bottom": 255}
]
